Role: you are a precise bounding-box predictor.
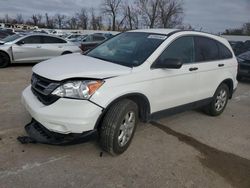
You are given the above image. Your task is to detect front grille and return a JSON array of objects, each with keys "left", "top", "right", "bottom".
[{"left": 31, "top": 73, "right": 61, "bottom": 105}]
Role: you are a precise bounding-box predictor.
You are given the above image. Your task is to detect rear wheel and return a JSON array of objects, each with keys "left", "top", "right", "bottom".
[
  {"left": 0, "top": 52, "right": 10, "bottom": 68},
  {"left": 204, "top": 83, "right": 229, "bottom": 116},
  {"left": 99, "top": 99, "right": 138, "bottom": 155}
]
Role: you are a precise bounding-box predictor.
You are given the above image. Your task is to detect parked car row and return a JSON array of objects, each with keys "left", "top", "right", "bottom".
[
  {"left": 0, "top": 33, "right": 81, "bottom": 68},
  {"left": 0, "top": 29, "right": 116, "bottom": 68}
]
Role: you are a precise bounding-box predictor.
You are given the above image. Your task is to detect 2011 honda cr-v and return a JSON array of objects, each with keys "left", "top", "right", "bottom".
[{"left": 22, "top": 29, "right": 238, "bottom": 155}]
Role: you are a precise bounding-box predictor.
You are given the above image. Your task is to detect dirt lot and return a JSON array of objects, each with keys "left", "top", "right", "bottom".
[{"left": 0, "top": 65, "right": 250, "bottom": 188}]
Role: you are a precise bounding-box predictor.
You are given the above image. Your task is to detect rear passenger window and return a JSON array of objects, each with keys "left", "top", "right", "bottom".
[
  {"left": 42, "top": 36, "right": 67, "bottom": 44},
  {"left": 217, "top": 42, "right": 233, "bottom": 59},
  {"left": 195, "top": 36, "right": 219, "bottom": 62},
  {"left": 157, "top": 36, "right": 195, "bottom": 64}
]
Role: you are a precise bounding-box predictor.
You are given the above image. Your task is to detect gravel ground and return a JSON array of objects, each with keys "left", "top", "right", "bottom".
[{"left": 0, "top": 65, "right": 250, "bottom": 188}]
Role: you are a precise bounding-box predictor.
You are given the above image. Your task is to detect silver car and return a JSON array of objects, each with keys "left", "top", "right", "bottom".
[{"left": 0, "top": 33, "right": 81, "bottom": 68}]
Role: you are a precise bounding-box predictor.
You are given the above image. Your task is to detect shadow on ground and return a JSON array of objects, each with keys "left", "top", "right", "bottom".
[{"left": 151, "top": 121, "right": 250, "bottom": 188}]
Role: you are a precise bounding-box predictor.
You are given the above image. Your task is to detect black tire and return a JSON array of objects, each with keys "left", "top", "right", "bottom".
[
  {"left": 0, "top": 51, "right": 10, "bottom": 68},
  {"left": 99, "top": 99, "right": 138, "bottom": 155},
  {"left": 62, "top": 51, "right": 72, "bottom": 55},
  {"left": 204, "top": 83, "right": 229, "bottom": 116}
]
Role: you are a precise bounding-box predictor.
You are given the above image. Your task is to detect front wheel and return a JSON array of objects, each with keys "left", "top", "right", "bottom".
[
  {"left": 0, "top": 52, "right": 10, "bottom": 68},
  {"left": 99, "top": 99, "right": 138, "bottom": 155},
  {"left": 204, "top": 83, "right": 229, "bottom": 116}
]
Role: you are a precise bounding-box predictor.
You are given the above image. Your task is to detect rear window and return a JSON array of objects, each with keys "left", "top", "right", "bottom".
[
  {"left": 42, "top": 36, "right": 67, "bottom": 44},
  {"left": 195, "top": 36, "right": 219, "bottom": 62}
]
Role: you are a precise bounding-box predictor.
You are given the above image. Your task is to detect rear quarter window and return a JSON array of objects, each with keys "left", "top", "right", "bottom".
[
  {"left": 42, "top": 36, "right": 67, "bottom": 44},
  {"left": 218, "top": 42, "right": 233, "bottom": 59}
]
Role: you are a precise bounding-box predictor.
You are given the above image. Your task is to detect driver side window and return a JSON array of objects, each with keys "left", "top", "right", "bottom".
[{"left": 158, "top": 36, "right": 195, "bottom": 64}]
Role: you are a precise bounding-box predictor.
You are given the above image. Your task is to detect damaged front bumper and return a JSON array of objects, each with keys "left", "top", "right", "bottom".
[{"left": 18, "top": 119, "right": 97, "bottom": 145}]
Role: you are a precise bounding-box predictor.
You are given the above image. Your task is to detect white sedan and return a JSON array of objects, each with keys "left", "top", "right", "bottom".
[{"left": 0, "top": 33, "right": 82, "bottom": 68}]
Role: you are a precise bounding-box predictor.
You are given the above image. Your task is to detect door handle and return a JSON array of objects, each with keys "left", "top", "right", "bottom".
[
  {"left": 189, "top": 67, "right": 198, "bottom": 71},
  {"left": 58, "top": 46, "right": 63, "bottom": 48},
  {"left": 218, "top": 64, "right": 224, "bottom": 67},
  {"left": 36, "top": 46, "right": 41, "bottom": 48}
]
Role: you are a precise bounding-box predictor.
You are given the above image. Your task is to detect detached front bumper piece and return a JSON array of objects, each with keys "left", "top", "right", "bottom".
[{"left": 18, "top": 119, "right": 97, "bottom": 145}]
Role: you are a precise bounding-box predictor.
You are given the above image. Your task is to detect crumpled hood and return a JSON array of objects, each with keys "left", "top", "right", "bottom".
[{"left": 33, "top": 53, "right": 132, "bottom": 81}]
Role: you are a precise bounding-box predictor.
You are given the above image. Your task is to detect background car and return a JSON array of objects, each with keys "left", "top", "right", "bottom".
[
  {"left": 67, "top": 34, "right": 88, "bottom": 45},
  {"left": 0, "top": 28, "right": 15, "bottom": 39},
  {"left": 0, "top": 33, "right": 81, "bottom": 68},
  {"left": 230, "top": 40, "right": 250, "bottom": 56},
  {"left": 237, "top": 51, "right": 250, "bottom": 80},
  {"left": 80, "top": 33, "right": 112, "bottom": 52}
]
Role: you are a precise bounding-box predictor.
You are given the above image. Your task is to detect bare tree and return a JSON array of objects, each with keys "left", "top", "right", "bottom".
[
  {"left": 45, "top": 13, "right": 56, "bottom": 29},
  {"left": 102, "top": 0, "right": 122, "bottom": 31},
  {"left": 243, "top": 22, "right": 250, "bottom": 35},
  {"left": 67, "top": 16, "right": 78, "bottom": 29},
  {"left": 158, "top": 0, "right": 183, "bottom": 28},
  {"left": 123, "top": 3, "right": 139, "bottom": 30},
  {"left": 90, "top": 9, "right": 103, "bottom": 30},
  {"left": 31, "top": 15, "right": 39, "bottom": 25},
  {"left": 16, "top": 14, "right": 24, "bottom": 24},
  {"left": 5, "top": 14, "right": 10, "bottom": 23},
  {"left": 31, "top": 14, "right": 42, "bottom": 26},
  {"left": 136, "top": 0, "right": 161, "bottom": 28},
  {"left": 55, "top": 14, "right": 66, "bottom": 29},
  {"left": 76, "top": 8, "right": 89, "bottom": 29}
]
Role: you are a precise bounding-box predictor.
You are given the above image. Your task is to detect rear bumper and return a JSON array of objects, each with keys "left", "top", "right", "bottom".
[{"left": 22, "top": 85, "right": 103, "bottom": 134}]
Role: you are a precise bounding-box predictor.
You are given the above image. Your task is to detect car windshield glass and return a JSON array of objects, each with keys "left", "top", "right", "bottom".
[
  {"left": 2, "top": 34, "right": 23, "bottom": 42},
  {"left": 87, "top": 32, "right": 167, "bottom": 67}
]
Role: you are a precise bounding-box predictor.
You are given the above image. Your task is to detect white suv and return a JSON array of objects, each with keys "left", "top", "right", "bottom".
[{"left": 22, "top": 29, "right": 238, "bottom": 155}]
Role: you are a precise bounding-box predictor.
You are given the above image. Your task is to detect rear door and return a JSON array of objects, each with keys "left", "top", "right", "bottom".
[
  {"left": 12, "top": 35, "right": 43, "bottom": 62},
  {"left": 193, "top": 36, "right": 234, "bottom": 99},
  {"left": 40, "top": 36, "right": 68, "bottom": 59}
]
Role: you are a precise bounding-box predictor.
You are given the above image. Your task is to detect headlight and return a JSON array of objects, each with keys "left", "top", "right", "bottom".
[{"left": 52, "top": 80, "right": 104, "bottom": 99}]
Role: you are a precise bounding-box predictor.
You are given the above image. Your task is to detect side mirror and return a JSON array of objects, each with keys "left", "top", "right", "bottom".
[
  {"left": 153, "top": 58, "right": 183, "bottom": 69},
  {"left": 17, "top": 40, "right": 25, "bottom": 45}
]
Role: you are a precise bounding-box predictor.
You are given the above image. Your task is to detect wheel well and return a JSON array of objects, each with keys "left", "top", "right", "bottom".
[
  {"left": 94, "top": 93, "right": 151, "bottom": 130},
  {"left": 221, "top": 79, "right": 234, "bottom": 99},
  {"left": 62, "top": 51, "right": 72, "bottom": 55}
]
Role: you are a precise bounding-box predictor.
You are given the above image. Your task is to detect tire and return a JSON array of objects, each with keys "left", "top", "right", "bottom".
[
  {"left": 99, "top": 99, "right": 138, "bottom": 155},
  {"left": 0, "top": 51, "right": 10, "bottom": 68},
  {"left": 204, "top": 83, "right": 229, "bottom": 116},
  {"left": 62, "top": 51, "right": 72, "bottom": 55}
]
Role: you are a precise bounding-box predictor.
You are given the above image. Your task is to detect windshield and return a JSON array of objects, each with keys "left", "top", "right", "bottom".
[
  {"left": 2, "top": 34, "right": 23, "bottom": 43},
  {"left": 87, "top": 32, "right": 167, "bottom": 67}
]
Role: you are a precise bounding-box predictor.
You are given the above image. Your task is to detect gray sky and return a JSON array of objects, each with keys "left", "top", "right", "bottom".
[{"left": 0, "top": 0, "right": 249, "bottom": 33}]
